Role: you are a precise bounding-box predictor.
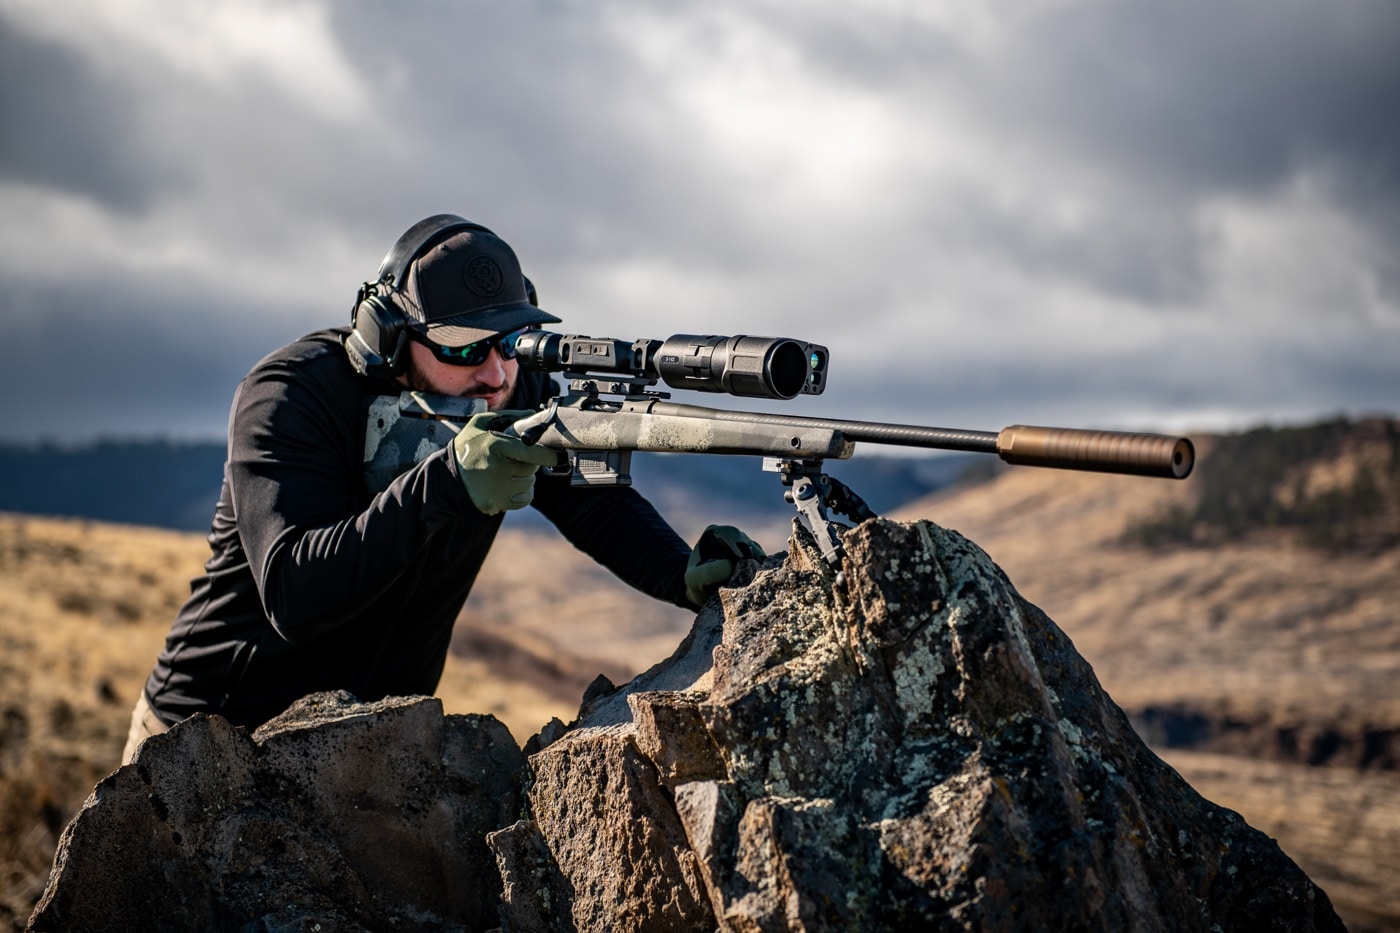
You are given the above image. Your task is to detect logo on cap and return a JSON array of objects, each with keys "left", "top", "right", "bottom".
[{"left": 464, "top": 255, "right": 504, "bottom": 298}]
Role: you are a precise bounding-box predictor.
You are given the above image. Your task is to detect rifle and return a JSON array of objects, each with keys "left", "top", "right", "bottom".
[
  {"left": 511, "top": 331, "right": 1196, "bottom": 571},
  {"left": 411, "top": 332, "right": 1195, "bottom": 575}
]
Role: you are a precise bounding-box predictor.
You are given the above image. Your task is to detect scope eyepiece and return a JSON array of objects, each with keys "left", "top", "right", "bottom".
[{"left": 514, "top": 331, "right": 828, "bottom": 400}]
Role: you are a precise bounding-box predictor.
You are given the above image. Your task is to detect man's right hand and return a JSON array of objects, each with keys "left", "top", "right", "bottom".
[{"left": 452, "top": 410, "right": 559, "bottom": 515}]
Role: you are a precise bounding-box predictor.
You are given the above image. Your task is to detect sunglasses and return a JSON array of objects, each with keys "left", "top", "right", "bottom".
[{"left": 410, "top": 326, "right": 532, "bottom": 367}]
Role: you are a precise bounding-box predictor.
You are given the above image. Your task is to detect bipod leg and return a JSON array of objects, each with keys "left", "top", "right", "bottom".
[
  {"left": 824, "top": 474, "right": 877, "bottom": 525},
  {"left": 764, "top": 459, "right": 878, "bottom": 585}
]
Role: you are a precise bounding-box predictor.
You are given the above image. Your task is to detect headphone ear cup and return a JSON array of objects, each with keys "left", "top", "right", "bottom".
[
  {"left": 347, "top": 289, "right": 410, "bottom": 377},
  {"left": 347, "top": 215, "right": 491, "bottom": 378}
]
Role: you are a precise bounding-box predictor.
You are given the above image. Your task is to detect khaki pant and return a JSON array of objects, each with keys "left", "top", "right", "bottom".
[{"left": 120, "top": 693, "right": 171, "bottom": 766}]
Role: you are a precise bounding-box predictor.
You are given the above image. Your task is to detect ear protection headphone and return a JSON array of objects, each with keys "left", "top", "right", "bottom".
[{"left": 345, "top": 213, "right": 494, "bottom": 377}]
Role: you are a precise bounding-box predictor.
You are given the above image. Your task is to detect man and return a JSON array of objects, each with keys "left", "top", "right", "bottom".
[{"left": 123, "top": 215, "right": 758, "bottom": 764}]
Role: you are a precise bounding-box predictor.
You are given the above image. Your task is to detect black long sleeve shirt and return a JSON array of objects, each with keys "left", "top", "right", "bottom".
[{"left": 144, "top": 328, "right": 693, "bottom": 729}]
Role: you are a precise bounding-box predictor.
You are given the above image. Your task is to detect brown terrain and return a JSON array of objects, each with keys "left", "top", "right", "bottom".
[{"left": 2, "top": 418, "right": 1398, "bottom": 930}]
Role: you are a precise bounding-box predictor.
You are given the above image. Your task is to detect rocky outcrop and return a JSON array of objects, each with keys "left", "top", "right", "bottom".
[
  {"left": 27, "top": 693, "right": 525, "bottom": 932},
  {"left": 491, "top": 518, "right": 1344, "bottom": 931},
  {"left": 30, "top": 518, "right": 1344, "bottom": 931}
]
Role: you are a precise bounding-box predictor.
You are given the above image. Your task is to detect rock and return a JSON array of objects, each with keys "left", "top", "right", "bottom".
[
  {"left": 490, "top": 518, "right": 1345, "bottom": 930},
  {"left": 30, "top": 517, "right": 1345, "bottom": 931},
  {"left": 27, "top": 692, "right": 524, "bottom": 932}
]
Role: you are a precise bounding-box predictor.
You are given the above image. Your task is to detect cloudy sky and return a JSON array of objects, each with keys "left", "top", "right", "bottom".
[{"left": 1, "top": 0, "right": 1396, "bottom": 446}]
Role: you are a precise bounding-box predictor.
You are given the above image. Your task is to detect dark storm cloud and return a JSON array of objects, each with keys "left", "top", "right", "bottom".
[
  {"left": 0, "top": 12, "right": 182, "bottom": 209},
  {"left": 782, "top": 1, "right": 1400, "bottom": 196},
  {"left": 987, "top": 0, "right": 1400, "bottom": 301},
  {"left": 826, "top": 321, "right": 1400, "bottom": 436},
  {"left": 259, "top": 0, "right": 1400, "bottom": 313},
  {"left": 1023, "top": 3, "right": 1400, "bottom": 196},
  {"left": 323, "top": 3, "right": 792, "bottom": 271},
  {"left": 764, "top": 0, "right": 1400, "bottom": 304},
  {"left": 1, "top": 276, "right": 293, "bottom": 442}
]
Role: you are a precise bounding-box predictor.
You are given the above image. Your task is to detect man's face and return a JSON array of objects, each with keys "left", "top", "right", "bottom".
[{"left": 400, "top": 337, "right": 519, "bottom": 410}]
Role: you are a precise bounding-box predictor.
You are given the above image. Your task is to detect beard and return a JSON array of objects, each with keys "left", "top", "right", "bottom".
[{"left": 402, "top": 361, "right": 516, "bottom": 410}]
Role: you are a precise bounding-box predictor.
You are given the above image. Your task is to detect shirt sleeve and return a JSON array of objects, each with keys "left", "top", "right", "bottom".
[{"left": 225, "top": 352, "right": 489, "bottom": 645}]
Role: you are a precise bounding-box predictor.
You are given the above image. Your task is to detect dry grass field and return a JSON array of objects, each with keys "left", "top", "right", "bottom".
[
  {"left": 0, "top": 516, "right": 208, "bottom": 927},
  {"left": 2, "top": 443, "right": 1397, "bottom": 931}
]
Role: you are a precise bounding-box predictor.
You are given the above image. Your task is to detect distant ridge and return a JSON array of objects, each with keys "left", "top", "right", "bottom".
[
  {"left": 1126, "top": 415, "right": 1400, "bottom": 553},
  {"left": 0, "top": 440, "right": 227, "bottom": 532}
]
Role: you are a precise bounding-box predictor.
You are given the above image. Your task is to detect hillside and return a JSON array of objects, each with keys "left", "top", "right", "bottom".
[
  {"left": 2, "top": 415, "right": 1399, "bottom": 930},
  {"left": 1126, "top": 416, "right": 1400, "bottom": 553}
]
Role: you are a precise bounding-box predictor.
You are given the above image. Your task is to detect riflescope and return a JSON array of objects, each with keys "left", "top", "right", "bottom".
[{"left": 514, "top": 332, "right": 829, "bottom": 400}]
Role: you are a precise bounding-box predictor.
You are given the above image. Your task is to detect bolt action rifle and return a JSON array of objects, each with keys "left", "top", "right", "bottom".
[{"left": 398, "top": 331, "right": 1194, "bottom": 576}]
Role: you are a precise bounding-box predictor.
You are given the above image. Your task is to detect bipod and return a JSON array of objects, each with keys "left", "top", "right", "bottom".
[{"left": 763, "top": 458, "right": 877, "bottom": 585}]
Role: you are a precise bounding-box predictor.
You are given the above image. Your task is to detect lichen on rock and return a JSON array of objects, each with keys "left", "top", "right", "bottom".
[{"left": 492, "top": 518, "right": 1345, "bottom": 931}]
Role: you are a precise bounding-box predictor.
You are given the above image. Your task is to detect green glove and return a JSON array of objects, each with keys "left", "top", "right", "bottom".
[
  {"left": 452, "top": 410, "right": 559, "bottom": 515},
  {"left": 685, "top": 525, "right": 766, "bottom": 607}
]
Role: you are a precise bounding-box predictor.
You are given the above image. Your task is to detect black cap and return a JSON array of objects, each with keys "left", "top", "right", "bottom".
[{"left": 400, "top": 228, "right": 560, "bottom": 344}]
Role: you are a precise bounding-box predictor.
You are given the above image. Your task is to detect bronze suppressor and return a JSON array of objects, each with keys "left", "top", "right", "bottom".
[{"left": 995, "top": 425, "right": 1194, "bottom": 479}]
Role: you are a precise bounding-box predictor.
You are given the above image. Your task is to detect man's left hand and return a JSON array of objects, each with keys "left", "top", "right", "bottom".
[{"left": 685, "top": 525, "right": 766, "bottom": 607}]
